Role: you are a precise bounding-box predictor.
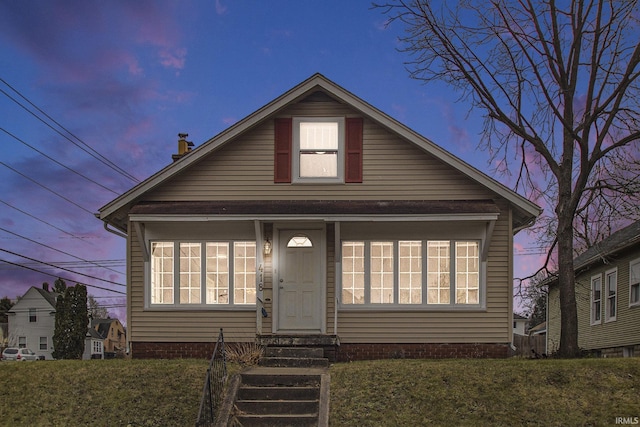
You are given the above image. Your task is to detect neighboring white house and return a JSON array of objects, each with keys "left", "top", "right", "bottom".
[
  {"left": 513, "top": 313, "right": 528, "bottom": 336},
  {"left": 8, "top": 285, "right": 58, "bottom": 360}
]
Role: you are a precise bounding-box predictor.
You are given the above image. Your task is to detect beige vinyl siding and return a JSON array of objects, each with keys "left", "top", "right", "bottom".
[
  {"left": 128, "top": 222, "right": 257, "bottom": 343},
  {"left": 145, "top": 103, "right": 493, "bottom": 202},
  {"left": 575, "top": 249, "right": 640, "bottom": 350},
  {"left": 336, "top": 204, "right": 513, "bottom": 344},
  {"left": 547, "top": 248, "right": 640, "bottom": 353}
]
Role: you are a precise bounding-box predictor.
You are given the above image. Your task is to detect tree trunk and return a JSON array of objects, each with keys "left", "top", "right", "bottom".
[{"left": 556, "top": 193, "right": 580, "bottom": 357}]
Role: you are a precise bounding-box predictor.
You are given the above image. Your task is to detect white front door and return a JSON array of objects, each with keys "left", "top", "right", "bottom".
[{"left": 277, "top": 229, "right": 323, "bottom": 332}]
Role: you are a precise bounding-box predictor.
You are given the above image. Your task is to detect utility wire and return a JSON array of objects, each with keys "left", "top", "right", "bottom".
[
  {"left": 0, "top": 161, "right": 94, "bottom": 215},
  {"left": 0, "top": 199, "right": 96, "bottom": 247},
  {"left": 0, "top": 226, "right": 123, "bottom": 276},
  {"left": 1, "top": 128, "right": 119, "bottom": 195},
  {"left": 0, "top": 79, "right": 139, "bottom": 183},
  {"left": 0, "top": 258, "right": 126, "bottom": 295},
  {"left": 0, "top": 248, "right": 126, "bottom": 288}
]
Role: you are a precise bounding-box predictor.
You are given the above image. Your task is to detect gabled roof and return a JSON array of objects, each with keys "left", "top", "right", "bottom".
[
  {"left": 10, "top": 286, "right": 58, "bottom": 310},
  {"left": 98, "top": 73, "right": 540, "bottom": 231},
  {"left": 573, "top": 220, "right": 640, "bottom": 272}
]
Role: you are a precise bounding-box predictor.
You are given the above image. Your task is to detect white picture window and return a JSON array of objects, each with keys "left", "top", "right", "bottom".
[
  {"left": 341, "top": 239, "right": 481, "bottom": 308},
  {"left": 150, "top": 241, "right": 256, "bottom": 307},
  {"left": 591, "top": 274, "right": 602, "bottom": 325},
  {"left": 293, "top": 117, "right": 344, "bottom": 182},
  {"left": 605, "top": 268, "right": 617, "bottom": 322},
  {"left": 630, "top": 258, "right": 640, "bottom": 307}
]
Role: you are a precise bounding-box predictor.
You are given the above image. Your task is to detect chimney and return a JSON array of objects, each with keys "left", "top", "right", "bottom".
[
  {"left": 172, "top": 133, "right": 194, "bottom": 162},
  {"left": 42, "top": 282, "right": 49, "bottom": 292}
]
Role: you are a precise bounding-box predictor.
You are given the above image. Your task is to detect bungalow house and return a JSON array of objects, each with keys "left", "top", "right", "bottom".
[
  {"left": 91, "top": 318, "right": 126, "bottom": 356},
  {"left": 7, "top": 285, "right": 58, "bottom": 360},
  {"left": 547, "top": 221, "right": 640, "bottom": 357},
  {"left": 97, "top": 74, "right": 540, "bottom": 361}
]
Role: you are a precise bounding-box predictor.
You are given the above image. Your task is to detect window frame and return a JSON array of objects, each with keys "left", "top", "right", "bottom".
[
  {"left": 292, "top": 117, "right": 345, "bottom": 184},
  {"left": 340, "top": 239, "right": 484, "bottom": 310},
  {"left": 147, "top": 239, "right": 257, "bottom": 310},
  {"left": 28, "top": 308, "right": 37, "bottom": 323},
  {"left": 590, "top": 274, "right": 602, "bottom": 325},
  {"left": 630, "top": 257, "right": 640, "bottom": 307},
  {"left": 605, "top": 268, "right": 617, "bottom": 322},
  {"left": 39, "top": 336, "right": 47, "bottom": 351}
]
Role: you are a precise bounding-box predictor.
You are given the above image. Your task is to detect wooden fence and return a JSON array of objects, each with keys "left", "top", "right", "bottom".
[{"left": 513, "top": 334, "right": 547, "bottom": 357}]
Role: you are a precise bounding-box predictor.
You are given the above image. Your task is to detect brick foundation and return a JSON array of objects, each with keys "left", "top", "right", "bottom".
[
  {"left": 131, "top": 342, "right": 216, "bottom": 359},
  {"left": 131, "top": 341, "right": 510, "bottom": 360},
  {"left": 335, "top": 343, "right": 511, "bottom": 362}
]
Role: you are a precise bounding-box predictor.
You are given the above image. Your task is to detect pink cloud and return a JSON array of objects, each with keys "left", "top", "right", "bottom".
[
  {"left": 159, "top": 47, "right": 187, "bottom": 70},
  {"left": 215, "top": 0, "right": 228, "bottom": 15}
]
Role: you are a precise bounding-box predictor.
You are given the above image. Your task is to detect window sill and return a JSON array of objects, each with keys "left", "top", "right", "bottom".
[
  {"left": 338, "top": 304, "right": 486, "bottom": 312},
  {"left": 145, "top": 305, "right": 256, "bottom": 311}
]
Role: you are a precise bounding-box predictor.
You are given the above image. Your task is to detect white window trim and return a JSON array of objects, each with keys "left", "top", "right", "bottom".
[
  {"left": 590, "top": 274, "right": 602, "bottom": 325},
  {"left": 292, "top": 117, "right": 345, "bottom": 184},
  {"left": 145, "top": 239, "right": 257, "bottom": 310},
  {"left": 339, "top": 239, "right": 485, "bottom": 311},
  {"left": 629, "top": 257, "right": 640, "bottom": 308},
  {"left": 605, "top": 267, "right": 617, "bottom": 323}
]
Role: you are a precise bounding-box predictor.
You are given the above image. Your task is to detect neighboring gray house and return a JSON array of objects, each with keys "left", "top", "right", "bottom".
[
  {"left": 547, "top": 221, "right": 640, "bottom": 357},
  {"left": 513, "top": 313, "right": 527, "bottom": 336},
  {"left": 8, "top": 285, "right": 58, "bottom": 360},
  {"left": 83, "top": 327, "right": 104, "bottom": 360}
]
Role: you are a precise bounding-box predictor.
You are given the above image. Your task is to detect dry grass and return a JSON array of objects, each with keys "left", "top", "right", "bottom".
[
  {"left": 224, "top": 342, "right": 264, "bottom": 366},
  {"left": 1, "top": 356, "right": 638, "bottom": 426}
]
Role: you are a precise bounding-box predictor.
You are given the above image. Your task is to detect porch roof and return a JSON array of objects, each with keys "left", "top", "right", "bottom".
[{"left": 129, "top": 199, "right": 500, "bottom": 218}]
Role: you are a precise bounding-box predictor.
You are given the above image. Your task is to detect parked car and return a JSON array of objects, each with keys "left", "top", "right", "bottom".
[{"left": 2, "top": 348, "right": 38, "bottom": 361}]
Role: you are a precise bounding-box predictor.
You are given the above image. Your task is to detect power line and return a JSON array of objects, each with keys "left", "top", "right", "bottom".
[
  {"left": 0, "top": 248, "right": 126, "bottom": 287},
  {"left": 0, "top": 160, "right": 95, "bottom": 215},
  {"left": 0, "top": 79, "right": 140, "bottom": 183},
  {"left": 0, "top": 226, "right": 123, "bottom": 276},
  {"left": 0, "top": 199, "right": 96, "bottom": 248},
  {"left": 0, "top": 258, "right": 126, "bottom": 295},
  {"left": 0, "top": 128, "right": 119, "bottom": 195}
]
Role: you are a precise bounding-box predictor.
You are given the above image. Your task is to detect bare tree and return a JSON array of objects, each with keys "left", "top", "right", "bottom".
[{"left": 379, "top": 0, "right": 640, "bottom": 356}]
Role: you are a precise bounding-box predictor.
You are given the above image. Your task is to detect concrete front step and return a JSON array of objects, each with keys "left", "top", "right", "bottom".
[
  {"left": 237, "top": 385, "right": 319, "bottom": 401},
  {"left": 258, "top": 356, "right": 329, "bottom": 368},
  {"left": 234, "top": 413, "right": 318, "bottom": 427},
  {"left": 264, "top": 346, "right": 324, "bottom": 358},
  {"left": 235, "top": 398, "right": 319, "bottom": 415},
  {"left": 240, "top": 372, "right": 321, "bottom": 387}
]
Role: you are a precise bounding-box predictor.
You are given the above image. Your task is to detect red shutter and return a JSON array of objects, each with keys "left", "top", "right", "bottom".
[
  {"left": 345, "top": 117, "right": 363, "bottom": 183},
  {"left": 274, "top": 118, "right": 292, "bottom": 183}
]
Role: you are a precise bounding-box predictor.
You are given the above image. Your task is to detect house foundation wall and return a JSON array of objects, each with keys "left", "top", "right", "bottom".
[
  {"left": 335, "top": 343, "right": 511, "bottom": 361},
  {"left": 597, "top": 344, "right": 640, "bottom": 358}
]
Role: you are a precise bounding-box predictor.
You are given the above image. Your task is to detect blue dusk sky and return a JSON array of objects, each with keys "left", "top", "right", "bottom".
[{"left": 0, "top": 1, "right": 545, "bottom": 320}]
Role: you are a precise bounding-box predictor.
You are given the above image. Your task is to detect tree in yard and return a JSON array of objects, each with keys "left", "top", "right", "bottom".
[
  {"left": 53, "top": 281, "right": 88, "bottom": 359},
  {"left": 0, "top": 296, "right": 13, "bottom": 324},
  {"left": 380, "top": 0, "right": 640, "bottom": 356},
  {"left": 87, "top": 295, "right": 109, "bottom": 320}
]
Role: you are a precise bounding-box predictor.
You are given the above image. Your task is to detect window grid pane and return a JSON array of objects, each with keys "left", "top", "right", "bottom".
[
  {"left": 180, "top": 243, "right": 201, "bottom": 304},
  {"left": 592, "top": 276, "right": 602, "bottom": 322},
  {"left": 455, "top": 242, "right": 479, "bottom": 304},
  {"left": 606, "top": 271, "right": 617, "bottom": 320},
  {"left": 206, "top": 243, "right": 229, "bottom": 304},
  {"left": 234, "top": 242, "right": 256, "bottom": 304},
  {"left": 151, "top": 242, "right": 174, "bottom": 304},
  {"left": 370, "top": 242, "right": 394, "bottom": 303},
  {"left": 631, "top": 260, "right": 640, "bottom": 304},
  {"left": 342, "top": 242, "right": 365, "bottom": 304},
  {"left": 427, "top": 241, "right": 450, "bottom": 304},
  {"left": 399, "top": 241, "right": 422, "bottom": 304}
]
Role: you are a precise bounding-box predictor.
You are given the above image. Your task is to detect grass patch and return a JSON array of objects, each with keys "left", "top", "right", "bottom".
[
  {"left": 330, "top": 358, "right": 640, "bottom": 426},
  {"left": 1, "top": 357, "right": 638, "bottom": 426}
]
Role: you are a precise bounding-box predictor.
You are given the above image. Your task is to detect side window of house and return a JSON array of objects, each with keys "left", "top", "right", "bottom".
[
  {"left": 18, "top": 336, "right": 26, "bottom": 348},
  {"left": 29, "top": 308, "right": 37, "bottom": 322},
  {"left": 605, "top": 268, "right": 617, "bottom": 322},
  {"left": 150, "top": 241, "right": 256, "bottom": 307},
  {"left": 341, "top": 240, "right": 480, "bottom": 307},
  {"left": 591, "top": 274, "right": 602, "bottom": 324},
  {"left": 39, "top": 337, "right": 47, "bottom": 351},
  {"left": 630, "top": 258, "right": 640, "bottom": 307}
]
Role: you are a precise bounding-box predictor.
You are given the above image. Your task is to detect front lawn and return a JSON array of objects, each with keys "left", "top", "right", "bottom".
[{"left": 0, "top": 357, "right": 638, "bottom": 426}]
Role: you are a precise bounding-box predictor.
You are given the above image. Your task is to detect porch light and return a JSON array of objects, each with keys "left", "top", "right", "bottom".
[{"left": 263, "top": 239, "right": 272, "bottom": 255}]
